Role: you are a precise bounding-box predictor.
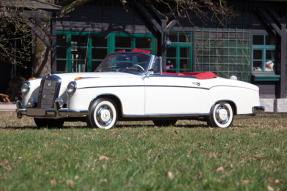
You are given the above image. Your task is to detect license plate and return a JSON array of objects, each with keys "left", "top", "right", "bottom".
[{"left": 27, "top": 108, "right": 46, "bottom": 116}]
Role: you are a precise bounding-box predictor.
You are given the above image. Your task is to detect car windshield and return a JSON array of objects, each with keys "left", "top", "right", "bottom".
[{"left": 95, "top": 53, "right": 152, "bottom": 74}]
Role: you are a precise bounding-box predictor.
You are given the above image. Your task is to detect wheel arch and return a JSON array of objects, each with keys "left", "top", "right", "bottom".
[
  {"left": 212, "top": 100, "right": 237, "bottom": 115},
  {"left": 89, "top": 94, "right": 123, "bottom": 118}
]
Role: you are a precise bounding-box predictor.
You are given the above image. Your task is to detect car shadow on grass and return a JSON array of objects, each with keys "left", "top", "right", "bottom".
[{"left": 2, "top": 123, "right": 210, "bottom": 130}]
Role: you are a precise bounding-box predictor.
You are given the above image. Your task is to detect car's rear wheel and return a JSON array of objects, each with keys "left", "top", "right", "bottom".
[
  {"left": 88, "top": 98, "right": 118, "bottom": 129},
  {"left": 34, "top": 118, "right": 64, "bottom": 128},
  {"left": 207, "top": 102, "right": 234, "bottom": 128},
  {"left": 153, "top": 120, "right": 177, "bottom": 127}
]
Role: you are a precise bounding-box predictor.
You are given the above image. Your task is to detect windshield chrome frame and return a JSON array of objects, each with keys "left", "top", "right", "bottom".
[{"left": 96, "top": 52, "right": 154, "bottom": 76}]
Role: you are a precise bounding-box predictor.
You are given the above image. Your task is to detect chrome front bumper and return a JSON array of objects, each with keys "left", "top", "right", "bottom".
[
  {"left": 252, "top": 106, "right": 265, "bottom": 114},
  {"left": 16, "top": 100, "right": 89, "bottom": 119}
]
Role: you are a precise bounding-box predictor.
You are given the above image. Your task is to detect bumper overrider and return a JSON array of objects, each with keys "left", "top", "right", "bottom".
[
  {"left": 252, "top": 106, "right": 265, "bottom": 114},
  {"left": 16, "top": 100, "right": 89, "bottom": 119}
]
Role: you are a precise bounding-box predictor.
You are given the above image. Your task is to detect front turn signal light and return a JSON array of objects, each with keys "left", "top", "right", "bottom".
[{"left": 75, "top": 77, "right": 83, "bottom": 80}]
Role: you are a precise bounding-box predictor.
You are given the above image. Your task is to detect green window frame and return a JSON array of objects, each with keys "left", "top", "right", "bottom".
[
  {"left": 252, "top": 34, "right": 276, "bottom": 73},
  {"left": 56, "top": 31, "right": 156, "bottom": 73},
  {"left": 167, "top": 31, "right": 193, "bottom": 73}
]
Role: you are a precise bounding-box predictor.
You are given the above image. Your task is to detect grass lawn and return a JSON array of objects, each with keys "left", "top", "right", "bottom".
[{"left": 0, "top": 112, "right": 287, "bottom": 190}]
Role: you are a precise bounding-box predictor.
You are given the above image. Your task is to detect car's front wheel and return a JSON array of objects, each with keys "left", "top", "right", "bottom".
[
  {"left": 207, "top": 102, "right": 234, "bottom": 128},
  {"left": 34, "top": 118, "right": 64, "bottom": 128},
  {"left": 88, "top": 98, "right": 118, "bottom": 129}
]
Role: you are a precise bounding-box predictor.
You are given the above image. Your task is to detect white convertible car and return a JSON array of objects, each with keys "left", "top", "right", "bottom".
[{"left": 16, "top": 50, "right": 264, "bottom": 129}]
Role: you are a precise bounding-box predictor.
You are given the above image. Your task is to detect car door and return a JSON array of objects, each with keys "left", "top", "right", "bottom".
[{"left": 144, "top": 75, "right": 207, "bottom": 115}]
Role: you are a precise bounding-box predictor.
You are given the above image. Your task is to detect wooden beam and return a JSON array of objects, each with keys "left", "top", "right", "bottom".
[
  {"left": 147, "top": 4, "right": 165, "bottom": 23},
  {"left": 22, "top": 10, "right": 53, "bottom": 19},
  {"left": 268, "top": 10, "right": 282, "bottom": 25},
  {"left": 32, "top": 17, "right": 51, "bottom": 37},
  {"left": 260, "top": 9, "right": 282, "bottom": 36},
  {"left": 161, "top": 20, "right": 167, "bottom": 71},
  {"left": 134, "top": 2, "right": 162, "bottom": 33},
  {"left": 27, "top": 21, "right": 51, "bottom": 48},
  {"left": 281, "top": 17, "right": 287, "bottom": 98},
  {"left": 164, "top": 19, "right": 177, "bottom": 32},
  {"left": 51, "top": 18, "right": 57, "bottom": 74},
  {"left": 253, "top": 10, "right": 276, "bottom": 36}
]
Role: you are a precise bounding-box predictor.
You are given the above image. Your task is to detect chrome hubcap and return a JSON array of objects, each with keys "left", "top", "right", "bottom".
[
  {"left": 215, "top": 105, "right": 229, "bottom": 124},
  {"left": 100, "top": 108, "right": 111, "bottom": 122},
  {"left": 96, "top": 105, "right": 113, "bottom": 126},
  {"left": 218, "top": 109, "right": 228, "bottom": 121}
]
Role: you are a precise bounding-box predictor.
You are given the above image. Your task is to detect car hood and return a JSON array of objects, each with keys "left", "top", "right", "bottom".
[
  {"left": 55, "top": 71, "right": 140, "bottom": 86},
  {"left": 53, "top": 72, "right": 141, "bottom": 100},
  {"left": 55, "top": 71, "right": 140, "bottom": 80}
]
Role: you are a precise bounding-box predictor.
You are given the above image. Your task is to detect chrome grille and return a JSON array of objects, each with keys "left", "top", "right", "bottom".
[{"left": 38, "top": 75, "right": 61, "bottom": 109}]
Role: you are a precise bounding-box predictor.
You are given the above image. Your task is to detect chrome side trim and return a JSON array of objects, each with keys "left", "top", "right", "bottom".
[
  {"left": 252, "top": 106, "right": 265, "bottom": 114},
  {"left": 123, "top": 113, "right": 209, "bottom": 118}
]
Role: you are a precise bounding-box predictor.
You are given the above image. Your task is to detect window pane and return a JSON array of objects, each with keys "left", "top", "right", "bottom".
[
  {"left": 57, "top": 35, "right": 66, "bottom": 45},
  {"left": 168, "top": 33, "right": 177, "bottom": 42},
  {"left": 180, "top": 59, "right": 190, "bottom": 71},
  {"left": 265, "top": 60, "right": 274, "bottom": 71},
  {"left": 167, "top": 47, "right": 176, "bottom": 57},
  {"left": 115, "top": 36, "right": 131, "bottom": 48},
  {"left": 71, "top": 60, "right": 86, "bottom": 72},
  {"left": 56, "top": 47, "right": 67, "bottom": 59},
  {"left": 266, "top": 50, "right": 274, "bottom": 60},
  {"left": 253, "top": 35, "right": 264, "bottom": 45},
  {"left": 253, "top": 50, "right": 262, "bottom": 59},
  {"left": 71, "top": 35, "right": 88, "bottom": 46},
  {"left": 92, "top": 48, "right": 107, "bottom": 59},
  {"left": 253, "top": 61, "right": 263, "bottom": 71},
  {"left": 180, "top": 48, "right": 190, "bottom": 58},
  {"left": 56, "top": 60, "right": 67, "bottom": 72},
  {"left": 71, "top": 48, "right": 87, "bottom": 59},
  {"left": 135, "top": 37, "right": 152, "bottom": 48},
  {"left": 92, "top": 36, "right": 107, "bottom": 47},
  {"left": 265, "top": 35, "right": 272, "bottom": 45},
  {"left": 179, "top": 33, "right": 191, "bottom": 43},
  {"left": 166, "top": 58, "right": 176, "bottom": 71}
]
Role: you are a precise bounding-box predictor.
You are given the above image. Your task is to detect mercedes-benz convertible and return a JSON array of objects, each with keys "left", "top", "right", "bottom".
[{"left": 16, "top": 49, "right": 264, "bottom": 129}]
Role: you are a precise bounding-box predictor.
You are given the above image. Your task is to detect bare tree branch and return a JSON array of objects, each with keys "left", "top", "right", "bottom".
[
  {"left": 0, "top": 1, "right": 32, "bottom": 68},
  {"left": 58, "top": 0, "right": 235, "bottom": 25}
]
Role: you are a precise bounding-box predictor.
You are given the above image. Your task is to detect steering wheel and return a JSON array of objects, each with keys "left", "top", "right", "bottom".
[{"left": 133, "top": 64, "right": 145, "bottom": 72}]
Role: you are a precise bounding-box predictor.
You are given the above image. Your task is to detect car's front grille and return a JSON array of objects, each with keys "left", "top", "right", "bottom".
[{"left": 38, "top": 75, "right": 61, "bottom": 109}]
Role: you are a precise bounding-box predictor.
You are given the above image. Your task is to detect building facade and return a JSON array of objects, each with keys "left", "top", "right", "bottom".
[{"left": 1, "top": 0, "right": 287, "bottom": 111}]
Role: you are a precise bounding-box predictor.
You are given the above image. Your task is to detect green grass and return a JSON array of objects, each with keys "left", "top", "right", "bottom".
[{"left": 0, "top": 112, "right": 287, "bottom": 190}]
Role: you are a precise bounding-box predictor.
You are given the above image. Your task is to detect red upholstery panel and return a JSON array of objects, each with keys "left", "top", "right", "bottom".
[
  {"left": 162, "top": 72, "right": 217, "bottom": 79},
  {"left": 115, "top": 50, "right": 125, "bottom": 52},
  {"left": 132, "top": 49, "right": 151, "bottom": 54}
]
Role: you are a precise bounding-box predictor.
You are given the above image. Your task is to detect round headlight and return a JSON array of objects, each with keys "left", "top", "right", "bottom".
[
  {"left": 55, "top": 97, "right": 64, "bottom": 107},
  {"left": 27, "top": 97, "right": 36, "bottom": 108},
  {"left": 67, "top": 82, "right": 77, "bottom": 95},
  {"left": 21, "top": 82, "right": 30, "bottom": 94}
]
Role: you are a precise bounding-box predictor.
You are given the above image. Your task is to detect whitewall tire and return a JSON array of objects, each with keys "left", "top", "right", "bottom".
[
  {"left": 207, "top": 102, "right": 234, "bottom": 128},
  {"left": 88, "top": 98, "right": 118, "bottom": 129}
]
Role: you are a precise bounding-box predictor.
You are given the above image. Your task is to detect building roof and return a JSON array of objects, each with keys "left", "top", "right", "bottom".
[{"left": 1, "top": 0, "right": 61, "bottom": 11}]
